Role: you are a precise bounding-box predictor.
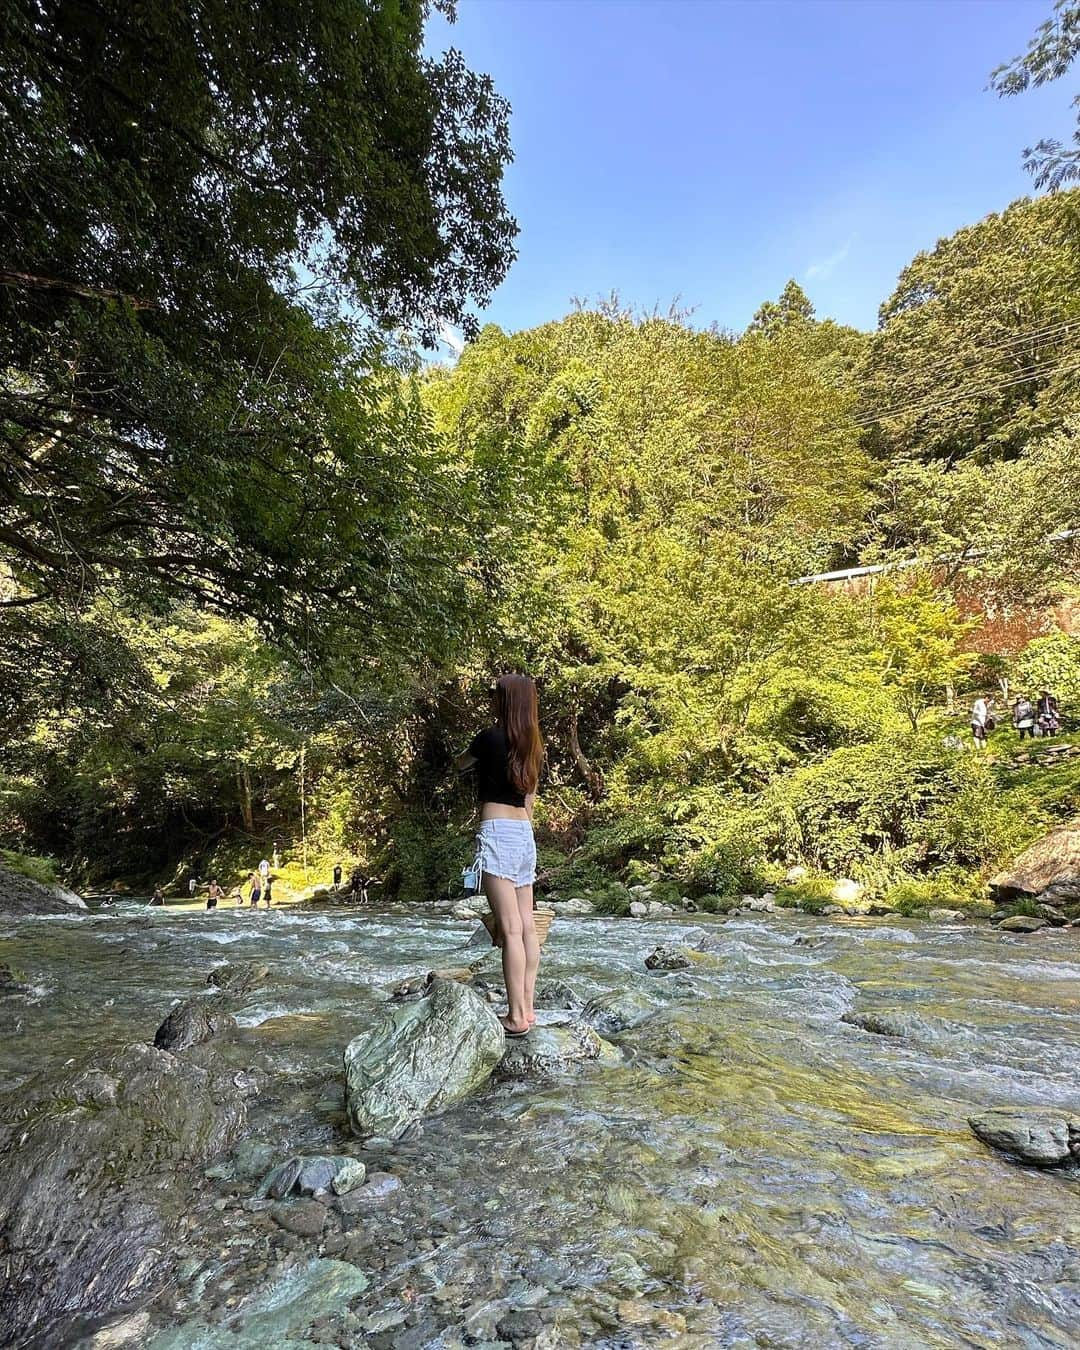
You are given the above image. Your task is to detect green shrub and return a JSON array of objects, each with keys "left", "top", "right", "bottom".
[
  {"left": 773, "top": 876, "right": 836, "bottom": 913},
  {"left": 589, "top": 883, "right": 633, "bottom": 916},
  {"left": 1, "top": 849, "right": 59, "bottom": 886}
]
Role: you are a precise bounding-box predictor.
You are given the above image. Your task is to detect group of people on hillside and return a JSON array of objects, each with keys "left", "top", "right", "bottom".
[{"left": 971, "top": 689, "right": 1060, "bottom": 751}]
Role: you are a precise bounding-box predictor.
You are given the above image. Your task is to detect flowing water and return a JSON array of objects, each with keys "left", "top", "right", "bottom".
[{"left": 2, "top": 903, "right": 1079, "bottom": 1348}]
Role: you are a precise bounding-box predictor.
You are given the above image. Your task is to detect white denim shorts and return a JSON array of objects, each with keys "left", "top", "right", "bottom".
[{"left": 475, "top": 818, "right": 537, "bottom": 888}]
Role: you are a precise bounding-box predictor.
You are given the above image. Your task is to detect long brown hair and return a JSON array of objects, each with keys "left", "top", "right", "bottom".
[{"left": 495, "top": 674, "right": 543, "bottom": 795}]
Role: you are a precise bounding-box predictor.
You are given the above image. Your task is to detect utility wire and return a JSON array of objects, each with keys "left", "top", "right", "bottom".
[{"left": 850, "top": 352, "right": 1080, "bottom": 429}]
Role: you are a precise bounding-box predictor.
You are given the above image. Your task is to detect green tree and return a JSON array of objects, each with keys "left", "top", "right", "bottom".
[
  {"left": 0, "top": 0, "right": 515, "bottom": 661},
  {"left": 869, "top": 575, "right": 976, "bottom": 730},
  {"left": 859, "top": 192, "right": 1080, "bottom": 471},
  {"left": 992, "top": 1, "right": 1080, "bottom": 191}
]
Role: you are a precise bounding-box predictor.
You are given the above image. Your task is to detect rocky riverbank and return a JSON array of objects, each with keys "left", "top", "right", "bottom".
[{"left": 1, "top": 893, "right": 1078, "bottom": 1347}]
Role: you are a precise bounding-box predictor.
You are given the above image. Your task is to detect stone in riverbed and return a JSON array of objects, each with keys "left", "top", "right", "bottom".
[
  {"left": 969, "top": 1107, "right": 1080, "bottom": 1167},
  {"left": 270, "top": 1198, "right": 328, "bottom": 1238},
  {"left": 153, "top": 993, "right": 236, "bottom": 1052},
  {"left": 533, "top": 978, "right": 582, "bottom": 1010},
  {"left": 496, "top": 1308, "right": 545, "bottom": 1343},
  {"left": 0, "top": 1043, "right": 249, "bottom": 1337},
  {"left": 336, "top": 1171, "right": 403, "bottom": 1214},
  {"left": 628, "top": 900, "right": 649, "bottom": 918},
  {"left": 145, "top": 1257, "right": 368, "bottom": 1349},
  {"left": 208, "top": 962, "right": 269, "bottom": 994},
  {"left": 582, "top": 986, "right": 659, "bottom": 1036},
  {"left": 644, "top": 943, "right": 696, "bottom": 971},
  {"left": 549, "top": 896, "right": 595, "bottom": 916},
  {"left": 841, "top": 1009, "right": 947, "bottom": 1041},
  {"left": 257, "top": 1154, "right": 366, "bottom": 1200},
  {"left": 990, "top": 822, "right": 1080, "bottom": 900},
  {"left": 344, "top": 978, "right": 504, "bottom": 1139},
  {"left": 997, "top": 915, "right": 1049, "bottom": 933},
  {"left": 927, "top": 908, "right": 968, "bottom": 921},
  {"left": 495, "top": 1020, "right": 617, "bottom": 1079}
]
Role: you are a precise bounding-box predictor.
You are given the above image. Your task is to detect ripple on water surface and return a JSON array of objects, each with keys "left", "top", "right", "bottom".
[{"left": 1, "top": 903, "right": 1078, "bottom": 1346}]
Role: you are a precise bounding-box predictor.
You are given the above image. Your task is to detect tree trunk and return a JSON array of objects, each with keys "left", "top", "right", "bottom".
[
  {"left": 569, "top": 711, "right": 604, "bottom": 802},
  {"left": 237, "top": 766, "right": 254, "bottom": 833}
]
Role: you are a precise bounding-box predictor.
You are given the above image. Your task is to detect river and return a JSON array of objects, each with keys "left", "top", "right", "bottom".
[{"left": 2, "top": 903, "right": 1078, "bottom": 1347}]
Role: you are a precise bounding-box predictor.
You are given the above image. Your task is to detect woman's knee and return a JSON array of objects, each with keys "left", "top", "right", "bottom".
[{"left": 500, "top": 911, "right": 524, "bottom": 940}]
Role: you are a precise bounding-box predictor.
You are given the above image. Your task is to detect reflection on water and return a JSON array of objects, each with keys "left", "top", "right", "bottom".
[{"left": 2, "top": 904, "right": 1079, "bottom": 1346}]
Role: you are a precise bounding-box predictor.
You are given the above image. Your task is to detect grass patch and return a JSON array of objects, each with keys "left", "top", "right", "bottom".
[{"left": 1, "top": 850, "right": 60, "bottom": 887}]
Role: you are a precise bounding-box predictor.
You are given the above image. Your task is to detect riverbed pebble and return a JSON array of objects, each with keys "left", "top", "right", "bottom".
[{"left": 270, "top": 1199, "right": 328, "bottom": 1238}]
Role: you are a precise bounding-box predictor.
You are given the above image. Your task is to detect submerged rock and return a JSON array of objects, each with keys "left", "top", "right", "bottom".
[
  {"left": 997, "top": 915, "right": 1049, "bottom": 933},
  {"left": 969, "top": 1107, "right": 1080, "bottom": 1167},
  {"left": 153, "top": 993, "right": 237, "bottom": 1052},
  {"left": 495, "top": 1020, "right": 617, "bottom": 1079},
  {"left": 270, "top": 1198, "right": 327, "bottom": 1238},
  {"left": 533, "top": 978, "right": 582, "bottom": 1010},
  {"left": 0, "top": 962, "right": 32, "bottom": 996},
  {"left": 0, "top": 860, "right": 86, "bottom": 915},
  {"left": 343, "top": 978, "right": 504, "bottom": 1139},
  {"left": 258, "top": 1154, "right": 366, "bottom": 1200},
  {"left": 841, "top": 1009, "right": 948, "bottom": 1041},
  {"left": 0, "top": 1043, "right": 249, "bottom": 1339},
  {"left": 207, "top": 962, "right": 269, "bottom": 994},
  {"left": 145, "top": 1257, "right": 368, "bottom": 1349},
  {"left": 336, "top": 1170, "right": 403, "bottom": 1214},
  {"left": 583, "top": 986, "right": 659, "bottom": 1035},
  {"left": 644, "top": 943, "right": 696, "bottom": 971}
]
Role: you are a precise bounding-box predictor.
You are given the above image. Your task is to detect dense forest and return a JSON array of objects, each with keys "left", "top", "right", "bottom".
[{"left": 3, "top": 0, "right": 1080, "bottom": 914}]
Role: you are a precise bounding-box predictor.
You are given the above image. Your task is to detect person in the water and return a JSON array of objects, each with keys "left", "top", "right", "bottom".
[
  {"left": 148, "top": 885, "right": 165, "bottom": 906},
  {"left": 456, "top": 674, "right": 544, "bottom": 1038},
  {"left": 248, "top": 871, "right": 261, "bottom": 908},
  {"left": 206, "top": 879, "right": 222, "bottom": 910}
]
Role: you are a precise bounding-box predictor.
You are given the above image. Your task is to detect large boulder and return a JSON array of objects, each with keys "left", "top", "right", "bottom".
[
  {"left": 582, "top": 986, "right": 659, "bottom": 1036},
  {"left": 0, "top": 1043, "right": 250, "bottom": 1341},
  {"left": 969, "top": 1107, "right": 1080, "bottom": 1167},
  {"left": 153, "top": 993, "right": 237, "bottom": 1052},
  {"left": 145, "top": 1258, "right": 368, "bottom": 1350},
  {"left": 997, "top": 915, "right": 1049, "bottom": 934},
  {"left": 0, "top": 860, "right": 86, "bottom": 915},
  {"left": 495, "top": 1021, "right": 617, "bottom": 1080},
  {"left": 344, "top": 979, "right": 504, "bottom": 1139},
  {"left": 990, "top": 821, "right": 1080, "bottom": 900}
]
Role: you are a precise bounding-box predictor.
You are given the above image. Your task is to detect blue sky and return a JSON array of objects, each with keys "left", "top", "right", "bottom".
[{"left": 427, "top": 0, "right": 1075, "bottom": 342}]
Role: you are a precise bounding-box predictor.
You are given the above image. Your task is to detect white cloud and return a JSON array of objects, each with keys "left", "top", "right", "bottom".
[
  {"left": 805, "top": 239, "right": 853, "bottom": 281},
  {"left": 438, "top": 322, "right": 465, "bottom": 357}
]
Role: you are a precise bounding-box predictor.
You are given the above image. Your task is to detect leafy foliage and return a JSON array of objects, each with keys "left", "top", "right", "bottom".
[
  {"left": 0, "top": 0, "right": 515, "bottom": 660},
  {"left": 991, "top": 1, "right": 1080, "bottom": 191}
]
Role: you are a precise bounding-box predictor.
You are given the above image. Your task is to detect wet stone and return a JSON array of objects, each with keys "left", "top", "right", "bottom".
[
  {"left": 496, "top": 1307, "right": 545, "bottom": 1343},
  {"left": 269, "top": 1198, "right": 328, "bottom": 1238},
  {"left": 336, "top": 1171, "right": 404, "bottom": 1213}
]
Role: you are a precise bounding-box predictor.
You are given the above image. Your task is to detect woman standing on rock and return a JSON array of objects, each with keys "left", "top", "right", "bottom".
[{"left": 457, "top": 674, "right": 544, "bottom": 1037}]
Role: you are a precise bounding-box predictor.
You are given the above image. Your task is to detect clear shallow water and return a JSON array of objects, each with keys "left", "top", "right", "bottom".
[{"left": 2, "top": 904, "right": 1079, "bottom": 1347}]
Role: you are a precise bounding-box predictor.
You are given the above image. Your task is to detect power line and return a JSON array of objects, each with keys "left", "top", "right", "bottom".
[
  {"left": 850, "top": 352, "right": 1080, "bottom": 430},
  {"left": 856, "top": 317, "right": 1080, "bottom": 411}
]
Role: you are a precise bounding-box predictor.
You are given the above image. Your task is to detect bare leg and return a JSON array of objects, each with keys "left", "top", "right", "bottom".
[
  {"left": 484, "top": 873, "right": 529, "bottom": 1033},
  {"left": 516, "top": 885, "right": 540, "bottom": 1023}
]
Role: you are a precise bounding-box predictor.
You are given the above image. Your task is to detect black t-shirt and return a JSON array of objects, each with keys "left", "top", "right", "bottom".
[{"left": 468, "top": 726, "right": 527, "bottom": 807}]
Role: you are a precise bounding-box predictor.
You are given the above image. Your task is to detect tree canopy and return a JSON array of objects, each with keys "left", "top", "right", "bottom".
[{"left": 0, "top": 0, "right": 515, "bottom": 657}]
